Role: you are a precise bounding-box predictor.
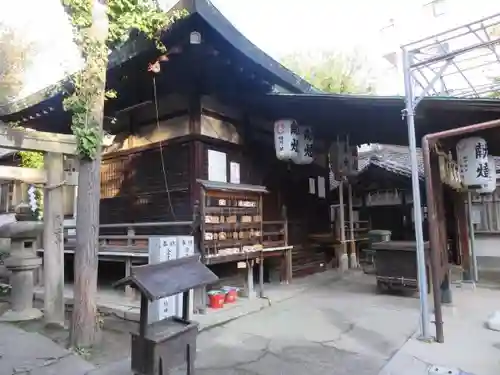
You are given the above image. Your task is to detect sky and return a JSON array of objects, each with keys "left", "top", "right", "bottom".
[
  {"left": 1, "top": 0, "right": 499, "bottom": 102},
  {"left": 1, "top": 0, "right": 394, "bottom": 102}
]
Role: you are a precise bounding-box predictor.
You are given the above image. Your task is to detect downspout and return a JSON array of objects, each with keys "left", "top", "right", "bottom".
[{"left": 422, "top": 117, "right": 500, "bottom": 344}]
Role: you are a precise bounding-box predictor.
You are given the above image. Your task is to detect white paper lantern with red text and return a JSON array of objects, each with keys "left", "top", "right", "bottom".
[
  {"left": 274, "top": 119, "right": 299, "bottom": 161},
  {"left": 292, "top": 126, "right": 314, "bottom": 165},
  {"left": 456, "top": 137, "right": 489, "bottom": 189},
  {"left": 477, "top": 155, "right": 497, "bottom": 194}
]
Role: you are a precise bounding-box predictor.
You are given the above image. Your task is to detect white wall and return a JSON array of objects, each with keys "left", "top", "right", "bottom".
[{"left": 475, "top": 234, "right": 500, "bottom": 258}]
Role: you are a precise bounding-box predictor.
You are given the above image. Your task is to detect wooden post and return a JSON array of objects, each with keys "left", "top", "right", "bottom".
[
  {"left": 246, "top": 260, "right": 255, "bottom": 299},
  {"left": 455, "top": 193, "right": 471, "bottom": 280},
  {"left": 125, "top": 227, "right": 135, "bottom": 299},
  {"left": 347, "top": 183, "right": 357, "bottom": 268},
  {"left": 70, "top": 0, "right": 109, "bottom": 348},
  {"left": 43, "top": 152, "right": 65, "bottom": 326},
  {"left": 338, "top": 180, "right": 348, "bottom": 272},
  {"left": 259, "top": 254, "right": 264, "bottom": 298},
  {"left": 282, "top": 205, "right": 292, "bottom": 283},
  {"left": 124, "top": 257, "right": 133, "bottom": 299}
]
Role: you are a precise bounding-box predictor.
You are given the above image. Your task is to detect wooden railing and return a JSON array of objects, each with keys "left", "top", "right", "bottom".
[
  {"left": 262, "top": 220, "right": 288, "bottom": 248},
  {"left": 63, "top": 221, "right": 194, "bottom": 256}
]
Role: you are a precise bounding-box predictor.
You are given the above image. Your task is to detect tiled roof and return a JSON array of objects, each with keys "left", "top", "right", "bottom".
[
  {"left": 329, "top": 144, "right": 500, "bottom": 190},
  {"left": 357, "top": 144, "right": 424, "bottom": 178},
  {"left": 329, "top": 145, "right": 422, "bottom": 190}
]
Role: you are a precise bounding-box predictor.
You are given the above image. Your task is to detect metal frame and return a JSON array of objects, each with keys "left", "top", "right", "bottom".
[
  {"left": 402, "top": 13, "right": 500, "bottom": 343},
  {"left": 404, "top": 13, "right": 500, "bottom": 99}
]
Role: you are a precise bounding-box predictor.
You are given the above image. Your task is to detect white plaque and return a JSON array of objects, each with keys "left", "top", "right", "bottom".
[
  {"left": 174, "top": 236, "right": 195, "bottom": 318},
  {"left": 208, "top": 150, "right": 227, "bottom": 182},
  {"left": 309, "top": 178, "right": 316, "bottom": 194},
  {"left": 318, "top": 176, "right": 326, "bottom": 198},
  {"left": 230, "top": 161, "right": 240, "bottom": 184},
  {"left": 148, "top": 236, "right": 178, "bottom": 323}
]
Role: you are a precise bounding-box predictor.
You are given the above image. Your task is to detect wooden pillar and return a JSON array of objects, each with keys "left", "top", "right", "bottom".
[
  {"left": 243, "top": 260, "right": 255, "bottom": 299},
  {"left": 189, "top": 92, "right": 202, "bottom": 210},
  {"left": 125, "top": 227, "right": 135, "bottom": 299},
  {"left": 259, "top": 254, "right": 264, "bottom": 298},
  {"left": 338, "top": 180, "right": 348, "bottom": 272},
  {"left": 124, "top": 257, "right": 134, "bottom": 299},
  {"left": 43, "top": 152, "right": 65, "bottom": 326},
  {"left": 347, "top": 183, "right": 357, "bottom": 268},
  {"left": 455, "top": 193, "right": 471, "bottom": 280},
  {"left": 282, "top": 205, "right": 292, "bottom": 283},
  {"left": 431, "top": 156, "right": 452, "bottom": 304}
]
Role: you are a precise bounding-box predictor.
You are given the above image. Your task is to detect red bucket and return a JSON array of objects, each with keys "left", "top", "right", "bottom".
[
  {"left": 208, "top": 293, "right": 225, "bottom": 309},
  {"left": 225, "top": 289, "right": 237, "bottom": 304}
]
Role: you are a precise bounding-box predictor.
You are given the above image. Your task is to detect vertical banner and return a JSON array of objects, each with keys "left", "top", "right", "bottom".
[{"left": 329, "top": 138, "right": 357, "bottom": 177}]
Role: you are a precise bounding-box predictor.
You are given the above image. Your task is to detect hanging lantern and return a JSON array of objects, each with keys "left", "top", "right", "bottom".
[
  {"left": 477, "top": 155, "right": 497, "bottom": 194},
  {"left": 329, "top": 138, "right": 357, "bottom": 176},
  {"left": 274, "top": 119, "right": 299, "bottom": 161},
  {"left": 292, "top": 126, "right": 314, "bottom": 164},
  {"left": 456, "top": 137, "right": 489, "bottom": 189}
]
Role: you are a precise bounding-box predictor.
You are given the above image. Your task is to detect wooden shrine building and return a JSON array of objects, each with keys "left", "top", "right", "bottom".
[{"left": 3, "top": 0, "right": 500, "bottom": 300}]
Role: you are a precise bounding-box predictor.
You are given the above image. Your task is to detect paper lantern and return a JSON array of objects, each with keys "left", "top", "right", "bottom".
[
  {"left": 274, "top": 119, "right": 299, "bottom": 161},
  {"left": 456, "top": 137, "right": 489, "bottom": 189},
  {"left": 292, "top": 126, "right": 314, "bottom": 165},
  {"left": 329, "top": 141, "right": 357, "bottom": 176},
  {"left": 477, "top": 155, "right": 497, "bottom": 194}
]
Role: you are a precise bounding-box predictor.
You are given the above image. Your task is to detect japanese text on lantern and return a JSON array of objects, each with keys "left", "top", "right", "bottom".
[{"left": 290, "top": 123, "right": 299, "bottom": 153}]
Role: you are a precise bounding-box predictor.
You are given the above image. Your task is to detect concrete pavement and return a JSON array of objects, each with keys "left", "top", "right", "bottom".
[
  {"left": 380, "top": 283, "right": 500, "bottom": 375},
  {"left": 93, "top": 271, "right": 422, "bottom": 375},
  {"left": 3, "top": 271, "right": 500, "bottom": 375},
  {"left": 0, "top": 322, "right": 94, "bottom": 375}
]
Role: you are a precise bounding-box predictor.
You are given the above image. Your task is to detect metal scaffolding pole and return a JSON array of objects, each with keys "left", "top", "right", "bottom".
[
  {"left": 402, "top": 48, "right": 431, "bottom": 342},
  {"left": 400, "top": 12, "right": 500, "bottom": 343}
]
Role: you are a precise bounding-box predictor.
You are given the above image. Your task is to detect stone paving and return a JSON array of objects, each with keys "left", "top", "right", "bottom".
[
  {"left": 3, "top": 271, "right": 500, "bottom": 374},
  {"left": 0, "top": 322, "right": 93, "bottom": 375},
  {"left": 94, "top": 271, "right": 422, "bottom": 375}
]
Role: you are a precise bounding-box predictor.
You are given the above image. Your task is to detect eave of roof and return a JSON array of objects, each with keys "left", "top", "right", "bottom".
[
  {"left": 0, "top": 0, "right": 315, "bottom": 120},
  {"left": 227, "top": 93, "right": 500, "bottom": 147}
]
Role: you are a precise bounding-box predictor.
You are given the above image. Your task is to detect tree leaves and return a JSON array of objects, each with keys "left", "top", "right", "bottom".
[
  {"left": 61, "top": 0, "right": 187, "bottom": 160},
  {"left": 281, "top": 51, "right": 376, "bottom": 94},
  {"left": 0, "top": 26, "right": 33, "bottom": 104}
]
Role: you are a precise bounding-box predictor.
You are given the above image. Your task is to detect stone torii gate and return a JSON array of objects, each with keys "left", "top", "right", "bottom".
[{"left": 0, "top": 122, "right": 78, "bottom": 325}]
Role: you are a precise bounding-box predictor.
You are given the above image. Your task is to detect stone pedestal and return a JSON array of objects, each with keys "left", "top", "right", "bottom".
[
  {"left": 339, "top": 253, "right": 349, "bottom": 272},
  {"left": 0, "top": 216, "right": 43, "bottom": 322},
  {"left": 349, "top": 252, "right": 358, "bottom": 269}
]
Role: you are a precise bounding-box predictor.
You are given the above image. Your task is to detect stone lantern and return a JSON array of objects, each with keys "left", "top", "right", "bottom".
[{"left": 0, "top": 203, "right": 43, "bottom": 321}]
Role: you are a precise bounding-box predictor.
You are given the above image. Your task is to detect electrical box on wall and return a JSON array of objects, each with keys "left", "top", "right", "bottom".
[{"left": 63, "top": 155, "right": 79, "bottom": 186}]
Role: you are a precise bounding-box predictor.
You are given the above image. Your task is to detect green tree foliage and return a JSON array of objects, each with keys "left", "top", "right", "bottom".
[
  {"left": 0, "top": 26, "right": 33, "bottom": 103},
  {"left": 61, "top": 0, "right": 186, "bottom": 160},
  {"left": 487, "top": 27, "right": 500, "bottom": 98},
  {"left": 282, "top": 51, "right": 376, "bottom": 94},
  {"left": 61, "top": 0, "right": 186, "bottom": 349}
]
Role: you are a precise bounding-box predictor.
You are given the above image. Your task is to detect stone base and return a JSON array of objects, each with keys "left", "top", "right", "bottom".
[
  {"left": 460, "top": 280, "right": 476, "bottom": 291},
  {"left": 349, "top": 253, "right": 358, "bottom": 269},
  {"left": 339, "top": 253, "right": 349, "bottom": 272},
  {"left": 0, "top": 307, "right": 43, "bottom": 322}
]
